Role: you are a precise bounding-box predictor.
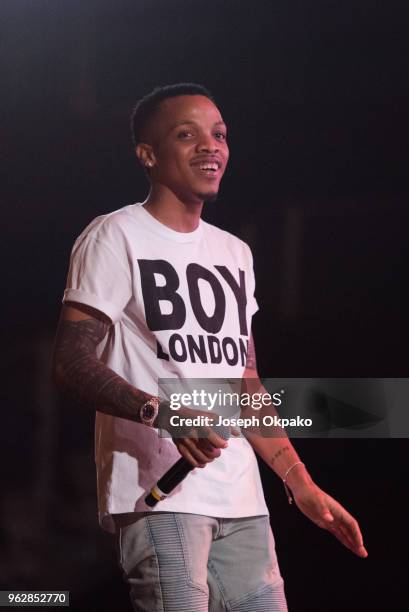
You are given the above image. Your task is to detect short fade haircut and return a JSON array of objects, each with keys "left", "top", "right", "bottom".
[{"left": 130, "top": 82, "right": 215, "bottom": 147}]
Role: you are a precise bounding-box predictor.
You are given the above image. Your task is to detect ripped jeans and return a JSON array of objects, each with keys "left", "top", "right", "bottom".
[{"left": 115, "top": 512, "right": 288, "bottom": 612}]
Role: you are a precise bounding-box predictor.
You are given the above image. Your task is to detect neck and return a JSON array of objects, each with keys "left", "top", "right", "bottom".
[{"left": 142, "top": 183, "right": 204, "bottom": 233}]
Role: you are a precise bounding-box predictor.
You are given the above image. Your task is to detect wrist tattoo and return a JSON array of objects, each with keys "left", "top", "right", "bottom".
[{"left": 270, "top": 445, "right": 290, "bottom": 466}]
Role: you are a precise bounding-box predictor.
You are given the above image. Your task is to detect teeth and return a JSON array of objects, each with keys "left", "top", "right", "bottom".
[{"left": 199, "top": 162, "right": 218, "bottom": 171}]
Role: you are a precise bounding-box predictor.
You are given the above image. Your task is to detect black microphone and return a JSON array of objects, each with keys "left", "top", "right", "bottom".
[{"left": 145, "top": 425, "right": 230, "bottom": 507}]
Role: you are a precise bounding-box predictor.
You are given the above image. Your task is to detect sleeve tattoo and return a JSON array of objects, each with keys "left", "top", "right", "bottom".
[{"left": 52, "top": 318, "right": 152, "bottom": 422}]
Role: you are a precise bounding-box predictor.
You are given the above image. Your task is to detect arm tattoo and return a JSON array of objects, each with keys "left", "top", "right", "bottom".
[
  {"left": 53, "top": 318, "right": 151, "bottom": 423},
  {"left": 246, "top": 333, "right": 257, "bottom": 371},
  {"left": 270, "top": 445, "right": 290, "bottom": 466}
]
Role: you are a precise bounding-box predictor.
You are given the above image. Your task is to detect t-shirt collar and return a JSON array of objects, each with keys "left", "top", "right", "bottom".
[{"left": 133, "top": 202, "right": 203, "bottom": 243}]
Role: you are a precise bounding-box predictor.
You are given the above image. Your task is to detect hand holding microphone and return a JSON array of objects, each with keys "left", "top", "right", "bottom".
[
  {"left": 157, "top": 401, "right": 240, "bottom": 466},
  {"left": 145, "top": 402, "right": 240, "bottom": 507}
]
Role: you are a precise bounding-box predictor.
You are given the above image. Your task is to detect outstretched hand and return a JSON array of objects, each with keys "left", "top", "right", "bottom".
[{"left": 292, "top": 482, "right": 368, "bottom": 558}]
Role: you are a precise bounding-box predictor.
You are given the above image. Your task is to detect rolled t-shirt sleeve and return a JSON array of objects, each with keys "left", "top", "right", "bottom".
[{"left": 63, "top": 235, "right": 132, "bottom": 324}]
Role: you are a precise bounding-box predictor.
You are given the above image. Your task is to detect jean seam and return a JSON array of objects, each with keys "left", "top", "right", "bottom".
[
  {"left": 145, "top": 516, "right": 165, "bottom": 612},
  {"left": 227, "top": 581, "right": 282, "bottom": 610},
  {"left": 174, "top": 514, "right": 209, "bottom": 596},
  {"left": 207, "top": 558, "right": 228, "bottom": 608}
]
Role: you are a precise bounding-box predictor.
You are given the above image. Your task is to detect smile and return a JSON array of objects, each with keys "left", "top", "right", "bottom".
[
  {"left": 192, "top": 166, "right": 220, "bottom": 179},
  {"left": 198, "top": 162, "right": 218, "bottom": 172},
  {"left": 190, "top": 159, "right": 222, "bottom": 179}
]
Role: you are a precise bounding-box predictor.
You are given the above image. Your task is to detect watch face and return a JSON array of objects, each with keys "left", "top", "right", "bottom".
[{"left": 142, "top": 404, "right": 155, "bottom": 420}]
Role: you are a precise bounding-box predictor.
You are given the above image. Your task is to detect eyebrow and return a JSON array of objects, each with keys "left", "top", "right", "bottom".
[{"left": 170, "top": 120, "right": 227, "bottom": 131}]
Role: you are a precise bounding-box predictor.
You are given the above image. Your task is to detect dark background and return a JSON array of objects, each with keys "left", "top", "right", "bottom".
[{"left": 1, "top": 1, "right": 408, "bottom": 610}]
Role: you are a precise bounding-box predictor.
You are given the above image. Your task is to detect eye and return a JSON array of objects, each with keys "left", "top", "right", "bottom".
[
  {"left": 177, "top": 130, "right": 193, "bottom": 139},
  {"left": 214, "top": 131, "right": 227, "bottom": 141}
]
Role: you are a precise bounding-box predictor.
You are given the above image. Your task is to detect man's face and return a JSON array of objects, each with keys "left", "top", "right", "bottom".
[{"left": 145, "top": 95, "right": 229, "bottom": 203}]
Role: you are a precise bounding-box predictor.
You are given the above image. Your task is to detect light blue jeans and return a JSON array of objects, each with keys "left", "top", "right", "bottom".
[{"left": 115, "top": 512, "right": 288, "bottom": 611}]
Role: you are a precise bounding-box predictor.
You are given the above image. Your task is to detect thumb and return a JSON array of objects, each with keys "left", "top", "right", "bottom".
[{"left": 321, "top": 508, "right": 334, "bottom": 522}]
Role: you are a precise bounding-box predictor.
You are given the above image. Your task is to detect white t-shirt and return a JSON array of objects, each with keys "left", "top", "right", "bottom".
[{"left": 63, "top": 203, "right": 269, "bottom": 532}]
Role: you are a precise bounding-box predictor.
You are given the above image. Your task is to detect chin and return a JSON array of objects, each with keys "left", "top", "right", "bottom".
[
  {"left": 196, "top": 187, "right": 219, "bottom": 203},
  {"left": 203, "top": 193, "right": 218, "bottom": 203}
]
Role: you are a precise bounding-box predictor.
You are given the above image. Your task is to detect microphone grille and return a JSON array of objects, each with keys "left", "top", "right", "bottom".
[{"left": 213, "top": 424, "right": 231, "bottom": 440}]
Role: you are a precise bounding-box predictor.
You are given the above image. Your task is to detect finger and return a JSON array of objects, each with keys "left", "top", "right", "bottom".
[
  {"left": 332, "top": 525, "right": 368, "bottom": 557},
  {"left": 206, "top": 429, "right": 229, "bottom": 449},
  {"left": 358, "top": 545, "right": 369, "bottom": 558},
  {"left": 337, "top": 521, "right": 360, "bottom": 547},
  {"left": 184, "top": 437, "right": 221, "bottom": 463},
  {"left": 323, "top": 498, "right": 368, "bottom": 557},
  {"left": 335, "top": 510, "right": 365, "bottom": 549},
  {"left": 338, "top": 522, "right": 368, "bottom": 557},
  {"left": 322, "top": 510, "right": 334, "bottom": 523},
  {"left": 179, "top": 439, "right": 213, "bottom": 465},
  {"left": 324, "top": 516, "right": 360, "bottom": 552},
  {"left": 337, "top": 523, "right": 358, "bottom": 548},
  {"left": 305, "top": 491, "right": 335, "bottom": 524},
  {"left": 176, "top": 443, "right": 207, "bottom": 468},
  {"left": 198, "top": 440, "right": 224, "bottom": 461},
  {"left": 328, "top": 522, "right": 368, "bottom": 558},
  {"left": 197, "top": 438, "right": 220, "bottom": 454},
  {"left": 185, "top": 438, "right": 213, "bottom": 463},
  {"left": 327, "top": 521, "right": 355, "bottom": 547},
  {"left": 344, "top": 516, "right": 364, "bottom": 548},
  {"left": 328, "top": 524, "right": 357, "bottom": 554},
  {"left": 316, "top": 498, "right": 334, "bottom": 523}
]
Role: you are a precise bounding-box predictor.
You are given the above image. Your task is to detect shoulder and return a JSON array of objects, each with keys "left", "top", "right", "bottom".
[
  {"left": 73, "top": 203, "right": 139, "bottom": 248},
  {"left": 201, "top": 220, "right": 254, "bottom": 261}
]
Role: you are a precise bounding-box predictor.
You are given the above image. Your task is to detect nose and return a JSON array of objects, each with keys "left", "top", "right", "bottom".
[{"left": 196, "top": 132, "right": 219, "bottom": 153}]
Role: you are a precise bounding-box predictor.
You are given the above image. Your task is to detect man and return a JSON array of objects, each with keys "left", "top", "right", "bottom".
[{"left": 52, "top": 83, "right": 367, "bottom": 611}]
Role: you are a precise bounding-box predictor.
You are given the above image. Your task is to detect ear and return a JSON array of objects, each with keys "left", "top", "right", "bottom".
[{"left": 136, "top": 143, "right": 156, "bottom": 170}]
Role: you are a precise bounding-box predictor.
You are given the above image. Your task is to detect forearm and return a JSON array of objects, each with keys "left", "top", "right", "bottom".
[
  {"left": 241, "top": 378, "right": 312, "bottom": 490},
  {"left": 246, "top": 432, "right": 311, "bottom": 488},
  {"left": 52, "top": 317, "right": 156, "bottom": 424}
]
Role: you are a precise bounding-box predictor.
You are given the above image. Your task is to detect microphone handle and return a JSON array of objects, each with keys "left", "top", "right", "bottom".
[
  {"left": 144, "top": 425, "right": 230, "bottom": 508},
  {"left": 145, "top": 458, "right": 193, "bottom": 507},
  {"left": 159, "top": 457, "right": 194, "bottom": 493}
]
